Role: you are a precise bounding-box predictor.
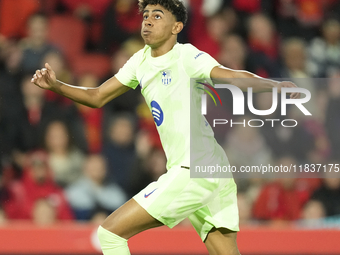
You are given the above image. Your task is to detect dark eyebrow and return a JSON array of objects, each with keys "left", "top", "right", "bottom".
[{"left": 143, "top": 9, "right": 165, "bottom": 15}]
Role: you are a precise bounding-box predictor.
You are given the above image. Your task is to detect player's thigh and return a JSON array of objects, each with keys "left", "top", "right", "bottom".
[
  {"left": 133, "top": 167, "right": 220, "bottom": 228},
  {"left": 101, "top": 198, "right": 163, "bottom": 239},
  {"left": 205, "top": 227, "right": 240, "bottom": 255},
  {"left": 188, "top": 178, "right": 239, "bottom": 241}
]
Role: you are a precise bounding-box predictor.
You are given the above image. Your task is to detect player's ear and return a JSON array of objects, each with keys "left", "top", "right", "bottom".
[{"left": 172, "top": 21, "right": 184, "bottom": 35}]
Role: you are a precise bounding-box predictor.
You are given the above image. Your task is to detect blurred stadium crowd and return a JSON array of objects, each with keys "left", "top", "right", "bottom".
[{"left": 0, "top": 0, "right": 340, "bottom": 227}]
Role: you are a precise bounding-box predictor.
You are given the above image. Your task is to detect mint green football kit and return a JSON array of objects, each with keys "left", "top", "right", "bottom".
[{"left": 115, "top": 43, "right": 239, "bottom": 241}]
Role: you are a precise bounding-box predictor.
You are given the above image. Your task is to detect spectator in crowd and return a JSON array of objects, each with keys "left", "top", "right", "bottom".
[
  {"left": 193, "top": 11, "right": 230, "bottom": 58},
  {"left": 20, "top": 13, "right": 60, "bottom": 74},
  {"left": 276, "top": 0, "right": 303, "bottom": 39},
  {"left": 65, "top": 154, "right": 127, "bottom": 220},
  {"left": 226, "top": 0, "right": 273, "bottom": 17},
  {"left": 264, "top": 125, "right": 315, "bottom": 165},
  {"left": 246, "top": 13, "right": 280, "bottom": 77},
  {"left": 32, "top": 198, "right": 58, "bottom": 226},
  {"left": 0, "top": 95, "right": 4, "bottom": 170},
  {"left": 102, "top": 113, "right": 136, "bottom": 192},
  {"left": 280, "top": 37, "right": 318, "bottom": 120},
  {"left": 90, "top": 208, "right": 110, "bottom": 225},
  {"left": 295, "top": 0, "right": 333, "bottom": 40},
  {"left": 244, "top": 178, "right": 267, "bottom": 207},
  {"left": 12, "top": 75, "right": 84, "bottom": 162},
  {"left": 59, "top": 0, "right": 111, "bottom": 21},
  {"left": 43, "top": 120, "right": 85, "bottom": 188},
  {"left": 102, "top": 39, "right": 144, "bottom": 118},
  {"left": 223, "top": 0, "right": 276, "bottom": 39},
  {"left": 223, "top": 115, "right": 274, "bottom": 191},
  {"left": 0, "top": 59, "right": 20, "bottom": 163},
  {"left": 218, "top": 34, "right": 248, "bottom": 70},
  {"left": 187, "top": 0, "right": 224, "bottom": 47},
  {"left": 127, "top": 130, "right": 155, "bottom": 197},
  {"left": 100, "top": 0, "right": 141, "bottom": 53},
  {"left": 281, "top": 38, "right": 314, "bottom": 78},
  {"left": 2, "top": 150, "right": 74, "bottom": 221},
  {"left": 127, "top": 146, "right": 166, "bottom": 198},
  {"left": 311, "top": 167, "right": 340, "bottom": 217},
  {"left": 0, "top": 206, "right": 7, "bottom": 225},
  {"left": 146, "top": 147, "right": 167, "bottom": 181},
  {"left": 276, "top": 0, "right": 329, "bottom": 40},
  {"left": 237, "top": 192, "right": 253, "bottom": 226},
  {"left": 309, "top": 19, "right": 340, "bottom": 78},
  {"left": 0, "top": 36, "right": 23, "bottom": 75},
  {"left": 255, "top": 91, "right": 316, "bottom": 162},
  {"left": 252, "top": 156, "right": 319, "bottom": 221},
  {"left": 223, "top": 115, "right": 273, "bottom": 171},
  {"left": 12, "top": 76, "right": 58, "bottom": 158},
  {"left": 299, "top": 199, "right": 326, "bottom": 227},
  {"left": 0, "top": 37, "right": 24, "bottom": 136},
  {"left": 42, "top": 51, "right": 74, "bottom": 105},
  {"left": 325, "top": 73, "right": 340, "bottom": 159},
  {"left": 75, "top": 74, "right": 104, "bottom": 153}
]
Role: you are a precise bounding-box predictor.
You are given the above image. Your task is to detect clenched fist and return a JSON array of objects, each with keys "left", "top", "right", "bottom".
[{"left": 31, "top": 63, "right": 57, "bottom": 91}]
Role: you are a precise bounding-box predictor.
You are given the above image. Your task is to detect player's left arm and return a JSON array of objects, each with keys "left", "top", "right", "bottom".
[{"left": 210, "top": 66, "right": 300, "bottom": 99}]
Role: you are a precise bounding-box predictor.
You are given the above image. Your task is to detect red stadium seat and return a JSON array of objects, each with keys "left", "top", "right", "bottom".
[
  {"left": 70, "top": 54, "right": 111, "bottom": 79},
  {"left": 48, "top": 15, "right": 86, "bottom": 62},
  {"left": 0, "top": 0, "right": 40, "bottom": 38}
]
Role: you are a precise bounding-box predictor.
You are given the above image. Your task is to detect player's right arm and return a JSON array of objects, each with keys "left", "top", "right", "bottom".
[{"left": 31, "top": 63, "right": 130, "bottom": 108}]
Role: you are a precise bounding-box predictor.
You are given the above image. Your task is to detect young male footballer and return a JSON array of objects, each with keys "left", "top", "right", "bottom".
[{"left": 32, "top": 0, "right": 299, "bottom": 254}]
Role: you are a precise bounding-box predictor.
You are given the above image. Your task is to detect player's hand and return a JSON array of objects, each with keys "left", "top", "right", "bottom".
[
  {"left": 277, "top": 81, "right": 300, "bottom": 99},
  {"left": 31, "top": 63, "right": 57, "bottom": 91}
]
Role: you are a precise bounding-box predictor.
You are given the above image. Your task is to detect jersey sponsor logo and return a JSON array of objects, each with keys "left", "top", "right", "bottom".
[
  {"left": 194, "top": 52, "right": 204, "bottom": 59},
  {"left": 139, "top": 75, "right": 145, "bottom": 89},
  {"left": 144, "top": 188, "right": 157, "bottom": 198},
  {"left": 151, "top": 101, "right": 164, "bottom": 126},
  {"left": 161, "top": 70, "right": 172, "bottom": 85}
]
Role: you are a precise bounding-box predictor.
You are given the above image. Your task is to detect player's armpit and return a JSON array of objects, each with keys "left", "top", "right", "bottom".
[{"left": 96, "top": 76, "right": 131, "bottom": 108}]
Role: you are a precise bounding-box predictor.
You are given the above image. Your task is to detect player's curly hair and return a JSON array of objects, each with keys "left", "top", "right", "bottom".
[{"left": 138, "top": 0, "right": 188, "bottom": 26}]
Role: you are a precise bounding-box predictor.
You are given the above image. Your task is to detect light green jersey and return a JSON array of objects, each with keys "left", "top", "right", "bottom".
[{"left": 115, "top": 43, "right": 227, "bottom": 170}]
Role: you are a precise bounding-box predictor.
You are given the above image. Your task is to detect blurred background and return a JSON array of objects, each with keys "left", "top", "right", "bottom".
[{"left": 0, "top": 0, "right": 340, "bottom": 254}]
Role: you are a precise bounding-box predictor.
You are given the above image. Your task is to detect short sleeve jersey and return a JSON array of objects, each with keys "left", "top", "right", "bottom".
[{"left": 115, "top": 43, "right": 227, "bottom": 169}]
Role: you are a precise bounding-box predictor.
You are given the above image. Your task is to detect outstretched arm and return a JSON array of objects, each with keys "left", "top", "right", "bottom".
[
  {"left": 210, "top": 66, "right": 300, "bottom": 99},
  {"left": 31, "top": 63, "right": 131, "bottom": 108}
]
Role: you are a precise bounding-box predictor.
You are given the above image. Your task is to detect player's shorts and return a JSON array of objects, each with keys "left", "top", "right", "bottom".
[{"left": 133, "top": 165, "right": 239, "bottom": 241}]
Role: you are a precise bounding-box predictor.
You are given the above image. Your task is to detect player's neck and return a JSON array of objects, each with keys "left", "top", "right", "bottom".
[{"left": 150, "top": 39, "right": 177, "bottom": 57}]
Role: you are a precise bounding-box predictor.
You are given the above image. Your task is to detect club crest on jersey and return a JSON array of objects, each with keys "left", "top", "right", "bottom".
[{"left": 161, "top": 70, "right": 172, "bottom": 86}]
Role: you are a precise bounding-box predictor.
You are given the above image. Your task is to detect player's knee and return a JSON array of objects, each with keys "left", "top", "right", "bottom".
[{"left": 97, "top": 225, "right": 128, "bottom": 250}]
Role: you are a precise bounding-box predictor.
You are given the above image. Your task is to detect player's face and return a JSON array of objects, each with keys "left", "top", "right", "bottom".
[{"left": 141, "top": 4, "right": 178, "bottom": 47}]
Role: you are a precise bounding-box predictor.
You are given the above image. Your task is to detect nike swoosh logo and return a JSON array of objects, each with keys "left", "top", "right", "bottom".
[{"left": 144, "top": 188, "right": 157, "bottom": 198}]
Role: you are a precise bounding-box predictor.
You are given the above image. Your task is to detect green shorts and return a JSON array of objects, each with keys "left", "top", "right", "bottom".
[{"left": 133, "top": 166, "right": 239, "bottom": 241}]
